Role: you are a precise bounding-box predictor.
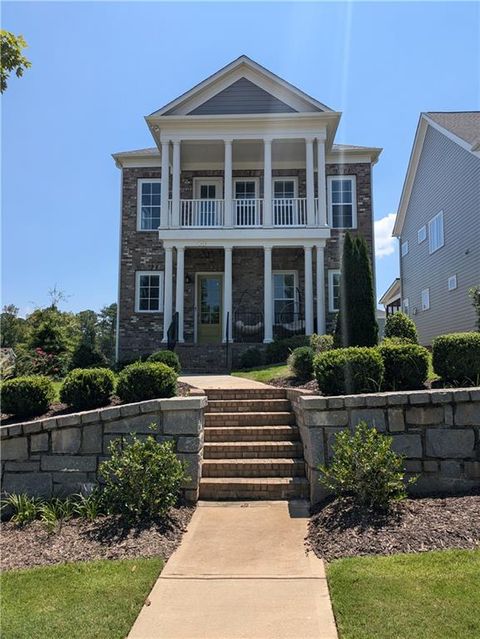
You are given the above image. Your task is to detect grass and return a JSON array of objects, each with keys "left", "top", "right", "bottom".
[
  {"left": 1, "top": 558, "right": 163, "bottom": 639},
  {"left": 232, "top": 363, "right": 290, "bottom": 383},
  {"left": 327, "top": 549, "right": 480, "bottom": 639}
]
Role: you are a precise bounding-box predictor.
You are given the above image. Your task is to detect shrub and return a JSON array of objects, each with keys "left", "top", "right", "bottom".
[
  {"left": 265, "top": 335, "right": 310, "bottom": 364},
  {"left": 384, "top": 311, "right": 418, "bottom": 343},
  {"left": 1, "top": 494, "right": 41, "bottom": 525},
  {"left": 147, "top": 350, "right": 181, "bottom": 374},
  {"left": 70, "top": 343, "right": 107, "bottom": 370},
  {"left": 378, "top": 340, "right": 430, "bottom": 391},
  {"left": 100, "top": 431, "right": 186, "bottom": 520},
  {"left": 309, "top": 333, "right": 334, "bottom": 353},
  {"left": 60, "top": 367, "right": 115, "bottom": 410},
  {"left": 1, "top": 375, "right": 55, "bottom": 418},
  {"left": 239, "top": 347, "right": 264, "bottom": 370},
  {"left": 319, "top": 422, "right": 415, "bottom": 509},
  {"left": 432, "top": 332, "right": 480, "bottom": 386},
  {"left": 116, "top": 362, "right": 177, "bottom": 403},
  {"left": 288, "top": 346, "right": 314, "bottom": 380},
  {"left": 314, "top": 347, "right": 384, "bottom": 395}
]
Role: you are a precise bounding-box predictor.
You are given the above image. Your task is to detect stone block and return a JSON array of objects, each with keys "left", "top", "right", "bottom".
[
  {"left": 81, "top": 424, "right": 103, "bottom": 453},
  {"left": 326, "top": 397, "right": 344, "bottom": 409},
  {"left": 4, "top": 425, "right": 22, "bottom": 437},
  {"left": 423, "top": 460, "right": 438, "bottom": 473},
  {"left": 408, "top": 391, "right": 431, "bottom": 405},
  {"left": 120, "top": 403, "right": 141, "bottom": 417},
  {"left": 52, "top": 472, "right": 89, "bottom": 483},
  {"left": 429, "top": 391, "right": 453, "bottom": 404},
  {"left": 52, "top": 428, "right": 81, "bottom": 454},
  {"left": 344, "top": 395, "right": 367, "bottom": 408},
  {"left": 444, "top": 406, "right": 454, "bottom": 426},
  {"left": 2, "top": 437, "right": 28, "bottom": 460},
  {"left": 470, "top": 389, "right": 480, "bottom": 401},
  {"left": 81, "top": 411, "right": 100, "bottom": 424},
  {"left": 425, "top": 429, "right": 475, "bottom": 458},
  {"left": 4, "top": 461, "right": 40, "bottom": 472},
  {"left": 326, "top": 428, "right": 346, "bottom": 459},
  {"left": 42, "top": 418, "right": 58, "bottom": 430},
  {"left": 53, "top": 481, "right": 96, "bottom": 498},
  {"left": 300, "top": 397, "right": 327, "bottom": 410},
  {"left": 22, "top": 421, "right": 43, "bottom": 435},
  {"left": 388, "top": 409, "right": 405, "bottom": 432},
  {"left": 405, "top": 460, "right": 422, "bottom": 473},
  {"left": 450, "top": 389, "right": 470, "bottom": 402},
  {"left": 406, "top": 407, "right": 444, "bottom": 425},
  {"left": 184, "top": 487, "right": 199, "bottom": 503},
  {"left": 57, "top": 414, "right": 81, "bottom": 428},
  {"left": 440, "top": 460, "right": 461, "bottom": 477},
  {"left": 303, "top": 429, "right": 325, "bottom": 468},
  {"left": 391, "top": 434, "right": 422, "bottom": 458},
  {"left": 304, "top": 410, "right": 348, "bottom": 427},
  {"left": 350, "top": 409, "right": 385, "bottom": 431},
  {"left": 366, "top": 394, "right": 387, "bottom": 408},
  {"left": 41, "top": 455, "right": 97, "bottom": 472},
  {"left": 465, "top": 461, "right": 480, "bottom": 479},
  {"left": 177, "top": 435, "right": 203, "bottom": 454},
  {"left": 178, "top": 453, "right": 201, "bottom": 488},
  {"left": 103, "top": 433, "right": 122, "bottom": 453},
  {"left": 140, "top": 399, "right": 162, "bottom": 414},
  {"left": 100, "top": 406, "right": 121, "bottom": 421},
  {"left": 2, "top": 472, "right": 52, "bottom": 498},
  {"left": 104, "top": 414, "right": 160, "bottom": 434},
  {"left": 386, "top": 392, "right": 410, "bottom": 406},
  {"left": 455, "top": 403, "right": 480, "bottom": 426},
  {"left": 163, "top": 410, "right": 203, "bottom": 435},
  {"left": 31, "top": 433, "right": 49, "bottom": 453}
]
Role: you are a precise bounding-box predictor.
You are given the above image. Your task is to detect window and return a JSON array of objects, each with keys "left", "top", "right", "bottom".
[
  {"left": 327, "top": 176, "right": 356, "bottom": 228},
  {"left": 234, "top": 180, "right": 257, "bottom": 199},
  {"left": 135, "top": 271, "right": 164, "bottom": 312},
  {"left": 273, "top": 179, "right": 296, "bottom": 199},
  {"left": 418, "top": 225, "right": 426, "bottom": 243},
  {"left": 273, "top": 178, "right": 299, "bottom": 225},
  {"left": 138, "top": 180, "right": 161, "bottom": 231},
  {"left": 401, "top": 240, "right": 409, "bottom": 257},
  {"left": 448, "top": 274, "right": 457, "bottom": 291},
  {"left": 273, "top": 272, "right": 297, "bottom": 322},
  {"left": 403, "top": 298, "right": 410, "bottom": 316},
  {"left": 421, "top": 288, "right": 430, "bottom": 311},
  {"left": 328, "top": 270, "right": 341, "bottom": 312},
  {"left": 429, "top": 211, "right": 444, "bottom": 254}
]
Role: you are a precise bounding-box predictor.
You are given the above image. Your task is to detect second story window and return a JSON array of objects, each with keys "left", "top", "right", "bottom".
[
  {"left": 401, "top": 240, "right": 409, "bottom": 257},
  {"left": 428, "top": 211, "right": 444, "bottom": 254},
  {"left": 327, "top": 176, "right": 356, "bottom": 228},
  {"left": 138, "top": 179, "right": 161, "bottom": 231}
]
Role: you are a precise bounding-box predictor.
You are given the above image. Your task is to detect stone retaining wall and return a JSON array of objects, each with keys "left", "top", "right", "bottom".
[
  {"left": 287, "top": 388, "right": 480, "bottom": 504},
  {"left": 0, "top": 395, "right": 207, "bottom": 503}
]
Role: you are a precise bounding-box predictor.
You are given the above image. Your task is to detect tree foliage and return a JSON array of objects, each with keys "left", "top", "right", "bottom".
[{"left": 0, "top": 30, "right": 31, "bottom": 93}]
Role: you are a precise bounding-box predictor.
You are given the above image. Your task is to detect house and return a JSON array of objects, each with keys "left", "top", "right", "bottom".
[
  {"left": 393, "top": 112, "right": 480, "bottom": 344},
  {"left": 113, "top": 56, "right": 381, "bottom": 370},
  {"left": 379, "top": 278, "right": 401, "bottom": 316}
]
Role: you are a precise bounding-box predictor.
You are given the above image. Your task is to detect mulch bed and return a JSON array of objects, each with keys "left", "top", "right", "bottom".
[
  {"left": 0, "top": 506, "right": 195, "bottom": 571},
  {"left": 268, "top": 376, "right": 320, "bottom": 392},
  {"left": 307, "top": 494, "right": 480, "bottom": 562}
]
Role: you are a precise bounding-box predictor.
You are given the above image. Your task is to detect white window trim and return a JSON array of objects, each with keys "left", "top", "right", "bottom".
[
  {"left": 135, "top": 270, "right": 164, "bottom": 313},
  {"left": 401, "top": 240, "right": 409, "bottom": 257},
  {"left": 448, "top": 274, "right": 458, "bottom": 291},
  {"left": 137, "top": 178, "right": 162, "bottom": 232},
  {"left": 272, "top": 176, "right": 298, "bottom": 198},
  {"left": 233, "top": 177, "right": 260, "bottom": 199},
  {"left": 272, "top": 270, "right": 299, "bottom": 313},
  {"left": 428, "top": 210, "right": 444, "bottom": 254},
  {"left": 418, "top": 225, "right": 426, "bottom": 243},
  {"left": 403, "top": 298, "right": 410, "bottom": 315},
  {"left": 328, "top": 269, "right": 341, "bottom": 312},
  {"left": 193, "top": 177, "right": 224, "bottom": 199},
  {"left": 326, "top": 175, "right": 357, "bottom": 229},
  {"left": 421, "top": 288, "right": 430, "bottom": 311}
]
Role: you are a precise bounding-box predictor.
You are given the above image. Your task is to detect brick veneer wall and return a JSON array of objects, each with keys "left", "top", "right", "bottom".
[
  {"left": 0, "top": 396, "right": 207, "bottom": 503},
  {"left": 287, "top": 387, "right": 480, "bottom": 505}
]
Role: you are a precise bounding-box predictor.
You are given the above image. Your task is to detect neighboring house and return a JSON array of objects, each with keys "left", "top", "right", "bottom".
[
  {"left": 379, "top": 278, "right": 401, "bottom": 316},
  {"left": 393, "top": 112, "right": 480, "bottom": 345},
  {"left": 113, "top": 56, "right": 381, "bottom": 369}
]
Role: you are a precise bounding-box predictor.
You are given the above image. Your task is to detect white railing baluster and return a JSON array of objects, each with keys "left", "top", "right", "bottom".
[{"left": 272, "top": 198, "right": 307, "bottom": 227}]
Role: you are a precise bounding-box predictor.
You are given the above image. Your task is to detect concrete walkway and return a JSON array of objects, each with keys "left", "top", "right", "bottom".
[
  {"left": 179, "top": 374, "right": 272, "bottom": 390},
  {"left": 128, "top": 501, "right": 338, "bottom": 639}
]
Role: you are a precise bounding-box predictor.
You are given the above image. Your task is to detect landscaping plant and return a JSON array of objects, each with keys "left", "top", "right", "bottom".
[
  {"left": 116, "top": 361, "right": 177, "bottom": 403},
  {"left": 38, "top": 497, "right": 76, "bottom": 533},
  {"left": 288, "top": 346, "right": 315, "bottom": 380},
  {"left": 73, "top": 491, "right": 105, "bottom": 522},
  {"left": 319, "top": 421, "right": 415, "bottom": 509},
  {"left": 314, "top": 347, "right": 384, "bottom": 395},
  {"left": 1, "top": 375, "right": 55, "bottom": 418},
  {"left": 309, "top": 333, "right": 334, "bottom": 353},
  {"left": 469, "top": 286, "right": 480, "bottom": 331},
  {"left": 265, "top": 335, "right": 310, "bottom": 364},
  {"left": 432, "top": 332, "right": 480, "bottom": 386},
  {"left": 1, "top": 494, "right": 40, "bottom": 525},
  {"left": 378, "top": 339, "right": 429, "bottom": 390},
  {"left": 60, "top": 367, "right": 115, "bottom": 410},
  {"left": 147, "top": 349, "right": 182, "bottom": 373},
  {"left": 239, "top": 347, "right": 264, "bottom": 369},
  {"left": 384, "top": 311, "right": 418, "bottom": 343}
]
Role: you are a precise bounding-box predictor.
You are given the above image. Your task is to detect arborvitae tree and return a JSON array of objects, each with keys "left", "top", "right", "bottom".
[{"left": 334, "top": 233, "right": 378, "bottom": 347}]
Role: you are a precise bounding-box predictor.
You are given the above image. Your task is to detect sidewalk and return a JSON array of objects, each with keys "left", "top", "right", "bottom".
[
  {"left": 128, "top": 501, "right": 338, "bottom": 639},
  {"left": 179, "top": 374, "right": 272, "bottom": 390}
]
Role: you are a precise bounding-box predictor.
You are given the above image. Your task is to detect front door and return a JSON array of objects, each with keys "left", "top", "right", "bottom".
[{"left": 197, "top": 274, "right": 223, "bottom": 343}]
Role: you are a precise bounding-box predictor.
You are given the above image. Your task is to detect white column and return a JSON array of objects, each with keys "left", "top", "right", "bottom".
[
  {"left": 316, "top": 138, "right": 327, "bottom": 226},
  {"left": 263, "top": 246, "right": 273, "bottom": 343},
  {"left": 171, "top": 141, "right": 181, "bottom": 227},
  {"left": 304, "top": 246, "right": 314, "bottom": 335},
  {"left": 305, "top": 137, "right": 315, "bottom": 226},
  {"left": 316, "top": 244, "right": 326, "bottom": 334},
  {"left": 162, "top": 246, "right": 173, "bottom": 342},
  {"left": 175, "top": 246, "right": 185, "bottom": 342},
  {"left": 224, "top": 140, "right": 233, "bottom": 227},
  {"left": 223, "top": 246, "right": 233, "bottom": 342},
  {"left": 160, "top": 141, "right": 170, "bottom": 228},
  {"left": 263, "top": 139, "right": 273, "bottom": 227}
]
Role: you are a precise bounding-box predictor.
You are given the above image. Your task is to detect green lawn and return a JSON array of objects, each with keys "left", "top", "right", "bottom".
[
  {"left": 1, "top": 558, "right": 163, "bottom": 639},
  {"left": 232, "top": 363, "right": 290, "bottom": 384},
  {"left": 327, "top": 550, "right": 480, "bottom": 639}
]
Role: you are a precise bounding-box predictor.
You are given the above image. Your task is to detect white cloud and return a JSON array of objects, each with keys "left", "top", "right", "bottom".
[{"left": 375, "top": 213, "right": 397, "bottom": 258}]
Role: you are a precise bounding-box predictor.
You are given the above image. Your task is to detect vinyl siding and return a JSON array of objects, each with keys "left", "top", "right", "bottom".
[
  {"left": 400, "top": 125, "right": 480, "bottom": 344},
  {"left": 188, "top": 78, "right": 298, "bottom": 115}
]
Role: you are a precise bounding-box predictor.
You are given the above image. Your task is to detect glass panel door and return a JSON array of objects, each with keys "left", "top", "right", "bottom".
[
  {"left": 197, "top": 275, "right": 223, "bottom": 343},
  {"left": 235, "top": 180, "right": 257, "bottom": 225}
]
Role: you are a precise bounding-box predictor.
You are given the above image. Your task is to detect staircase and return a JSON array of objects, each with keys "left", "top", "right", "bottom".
[{"left": 199, "top": 387, "right": 308, "bottom": 500}]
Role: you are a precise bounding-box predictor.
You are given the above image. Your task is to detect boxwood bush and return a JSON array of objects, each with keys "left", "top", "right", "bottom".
[
  {"left": 1, "top": 375, "right": 55, "bottom": 418},
  {"left": 116, "top": 362, "right": 177, "bottom": 403},
  {"left": 314, "top": 347, "right": 384, "bottom": 395},
  {"left": 309, "top": 333, "right": 334, "bottom": 353},
  {"left": 239, "top": 347, "right": 264, "bottom": 370},
  {"left": 147, "top": 350, "right": 181, "bottom": 374},
  {"left": 384, "top": 311, "right": 418, "bottom": 343},
  {"left": 265, "top": 335, "right": 310, "bottom": 364},
  {"left": 288, "top": 346, "right": 315, "bottom": 380},
  {"left": 378, "top": 340, "right": 430, "bottom": 391},
  {"left": 60, "top": 367, "right": 115, "bottom": 410},
  {"left": 432, "top": 332, "right": 480, "bottom": 386}
]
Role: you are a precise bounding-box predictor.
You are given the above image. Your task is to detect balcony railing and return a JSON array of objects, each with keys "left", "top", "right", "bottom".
[
  {"left": 234, "top": 199, "right": 263, "bottom": 227},
  {"left": 180, "top": 199, "right": 224, "bottom": 227},
  {"left": 273, "top": 198, "right": 307, "bottom": 227}
]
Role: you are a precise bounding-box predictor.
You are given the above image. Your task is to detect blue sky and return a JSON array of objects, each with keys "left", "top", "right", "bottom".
[{"left": 2, "top": 1, "right": 479, "bottom": 315}]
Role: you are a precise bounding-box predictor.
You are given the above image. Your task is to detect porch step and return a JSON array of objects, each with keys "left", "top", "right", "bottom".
[
  {"left": 205, "top": 388, "right": 287, "bottom": 401},
  {"left": 204, "top": 425, "right": 299, "bottom": 442},
  {"left": 205, "top": 411, "right": 295, "bottom": 427},
  {"left": 204, "top": 441, "right": 303, "bottom": 459},
  {"left": 203, "top": 458, "right": 305, "bottom": 478},
  {"left": 199, "top": 477, "right": 309, "bottom": 500},
  {"left": 206, "top": 399, "right": 291, "bottom": 413}
]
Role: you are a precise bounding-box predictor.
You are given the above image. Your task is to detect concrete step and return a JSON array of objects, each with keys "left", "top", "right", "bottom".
[
  {"left": 199, "top": 477, "right": 309, "bottom": 500},
  {"left": 204, "top": 425, "right": 300, "bottom": 442},
  {"left": 204, "top": 441, "right": 304, "bottom": 459},
  {"left": 206, "top": 399, "right": 291, "bottom": 413},
  {"left": 202, "top": 458, "right": 306, "bottom": 478},
  {"left": 205, "top": 412, "right": 295, "bottom": 427},
  {"left": 205, "top": 388, "right": 287, "bottom": 401}
]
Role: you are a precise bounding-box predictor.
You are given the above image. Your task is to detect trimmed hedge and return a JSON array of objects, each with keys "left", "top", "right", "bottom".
[
  {"left": 239, "top": 347, "right": 264, "bottom": 370},
  {"left": 1, "top": 375, "right": 55, "bottom": 418},
  {"left": 265, "top": 335, "right": 310, "bottom": 364},
  {"left": 116, "top": 362, "right": 177, "bottom": 403},
  {"left": 384, "top": 312, "right": 418, "bottom": 343},
  {"left": 314, "top": 347, "right": 384, "bottom": 395},
  {"left": 288, "top": 346, "right": 314, "bottom": 380},
  {"left": 60, "top": 367, "right": 115, "bottom": 410},
  {"left": 147, "top": 350, "right": 181, "bottom": 374},
  {"left": 309, "top": 334, "right": 334, "bottom": 353},
  {"left": 432, "top": 332, "right": 480, "bottom": 386},
  {"left": 378, "top": 340, "right": 429, "bottom": 391}
]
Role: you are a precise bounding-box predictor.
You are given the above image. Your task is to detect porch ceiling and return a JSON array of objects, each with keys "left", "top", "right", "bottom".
[{"left": 180, "top": 139, "right": 312, "bottom": 167}]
